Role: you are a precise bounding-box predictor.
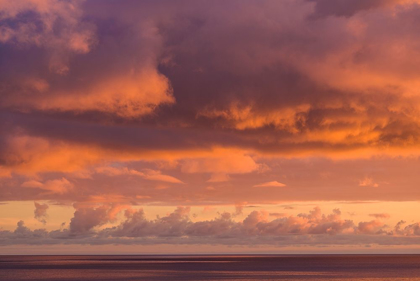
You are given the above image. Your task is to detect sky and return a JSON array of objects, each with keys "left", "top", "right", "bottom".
[{"left": 2, "top": 0, "right": 420, "bottom": 254}]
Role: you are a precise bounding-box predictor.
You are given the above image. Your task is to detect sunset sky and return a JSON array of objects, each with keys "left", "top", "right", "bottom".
[{"left": 2, "top": 0, "right": 420, "bottom": 254}]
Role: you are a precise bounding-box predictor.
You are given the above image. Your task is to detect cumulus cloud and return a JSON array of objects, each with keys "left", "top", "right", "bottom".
[
  {"left": 69, "top": 203, "right": 125, "bottom": 234},
  {"left": 3, "top": 206, "right": 420, "bottom": 246},
  {"left": 394, "top": 220, "right": 420, "bottom": 236},
  {"left": 107, "top": 206, "right": 386, "bottom": 238},
  {"left": 112, "top": 207, "right": 191, "bottom": 238},
  {"left": 356, "top": 220, "right": 386, "bottom": 234}
]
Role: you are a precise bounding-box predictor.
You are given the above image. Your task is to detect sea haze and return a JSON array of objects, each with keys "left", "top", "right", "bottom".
[{"left": 1, "top": 255, "right": 420, "bottom": 280}]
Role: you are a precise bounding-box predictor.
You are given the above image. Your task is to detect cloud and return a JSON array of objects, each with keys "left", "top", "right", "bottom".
[
  {"left": 307, "top": 0, "right": 397, "bottom": 18},
  {"left": 1, "top": 0, "right": 420, "bottom": 152},
  {"left": 253, "top": 181, "right": 286, "bottom": 188},
  {"left": 3, "top": 0, "right": 420, "bottom": 210},
  {"left": 0, "top": 0, "right": 173, "bottom": 119},
  {"left": 141, "top": 169, "right": 184, "bottom": 184},
  {"left": 4, "top": 206, "right": 420, "bottom": 246},
  {"left": 394, "top": 221, "right": 420, "bottom": 236},
  {"left": 1, "top": 0, "right": 419, "bottom": 162},
  {"left": 88, "top": 206, "right": 358, "bottom": 239},
  {"left": 359, "top": 177, "right": 379, "bottom": 188},
  {"left": 3, "top": 155, "right": 420, "bottom": 204},
  {"left": 21, "top": 180, "right": 44, "bottom": 189},
  {"left": 112, "top": 207, "right": 191, "bottom": 238},
  {"left": 12, "top": 70, "right": 175, "bottom": 118},
  {"left": 95, "top": 166, "right": 183, "bottom": 184},
  {"left": 269, "top": 212, "right": 287, "bottom": 218},
  {"left": 2, "top": 135, "right": 106, "bottom": 175},
  {"left": 0, "top": 0, "right": 95, "bottom": 73},
  {"left": 5, "top": 0, "right": 420, "bottom": 251},
  {"left": 207, "top": 173, "right": 230, "bottom": 183},
  {"left": 0, "top": 167, "right": 11, "bottom": 178},
  {"left": 22, "top": 178, "right": 73, "bottom": 194},
  {"left": 357, "top": 220, "right": 387, "bottom": 234},
  {"left": 369, "top": 213, "right": 391, "bottom": 219},
  {"left": 34, "top": 202, "right": 49, "bottom": 224},
  {"left": 69, "top": 203, "right": 125, "bottom": 234},
  {"left": 181, "top": 151, "right": 260, "bottom": 174}
]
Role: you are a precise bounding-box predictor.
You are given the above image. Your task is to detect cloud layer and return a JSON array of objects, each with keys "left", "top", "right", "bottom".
[
  {"left": 2, "top": 206, "right": 420, "bottom": 247},
  {"left": 3, "top": 0, "right": 420, "bottom": 170}
]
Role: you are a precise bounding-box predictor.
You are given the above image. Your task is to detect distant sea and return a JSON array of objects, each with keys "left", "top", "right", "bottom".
[{"left": 1, "top": 255, "right": 420, "bottom": 280}]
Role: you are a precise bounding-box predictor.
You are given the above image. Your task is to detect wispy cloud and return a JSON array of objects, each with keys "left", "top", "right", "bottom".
[{"left": 253, "top": 181, "right": 286, "bottom": 188}]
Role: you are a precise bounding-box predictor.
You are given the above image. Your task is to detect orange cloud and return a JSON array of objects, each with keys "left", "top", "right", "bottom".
[
  {"left": 22, "top": 178, "right": 73, "bottom": 194},
  {"left": 253, "top": 181, "right": 286, "bottom": 188},
  {"left": 12, "top": 70, "right": 174, "bottom": 118},
  {"left": 95, "top": 167, "right": 183, "bottom": 184},
  {"left": 181, "top": 150, "right": 260, "bottom": 174},
  {"left": 2, "top": 135, "right": 106, "bottom": 175},
  {"left": 198, "top": 103, "right": 310, "bottom": 131},
  {"left": 0, "top": 167, "right": 11, "bottom": 178}
]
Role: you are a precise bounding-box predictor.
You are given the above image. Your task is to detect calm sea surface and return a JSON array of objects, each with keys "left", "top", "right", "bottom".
[{"left": 1, "top": 255, "right": 420, "bottom": 280}]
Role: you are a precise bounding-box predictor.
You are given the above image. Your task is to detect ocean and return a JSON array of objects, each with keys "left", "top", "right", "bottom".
[{"left": 1, "top": 255, "right": 420, "bottom": 280}]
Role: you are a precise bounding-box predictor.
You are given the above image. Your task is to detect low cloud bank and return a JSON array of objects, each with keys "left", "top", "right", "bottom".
[{"left": 2, "top": 206, "right": 420, "bottom": 246}]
